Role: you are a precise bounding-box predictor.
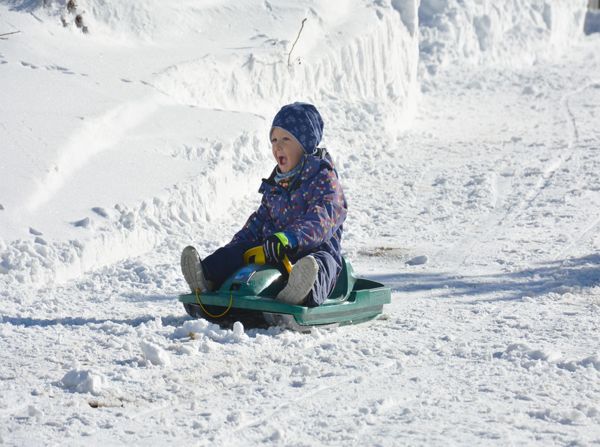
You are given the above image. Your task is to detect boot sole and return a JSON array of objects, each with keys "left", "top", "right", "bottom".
[
  {"left": 276, "top": 256, "right": 318, "bottom": 305},
  {"left": 180, "top": 246, "right": 208, "bottom": 292}
]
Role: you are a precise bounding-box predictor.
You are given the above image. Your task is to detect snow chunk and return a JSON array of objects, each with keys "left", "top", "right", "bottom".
[
  {"left": 232, "top": 321, "right": 245, "bottom": 339},
  {"left": 61, "top": 369, "right": 106, "bottom": 395},
  {"left": 173, "top": 319, "right": 211, "bottom": 339},
  {"left": 140, "top": 340, "right": 171, "bottom": 366},
  {"left": 173, "top": 319, "right": 248, "bottom": 344}
]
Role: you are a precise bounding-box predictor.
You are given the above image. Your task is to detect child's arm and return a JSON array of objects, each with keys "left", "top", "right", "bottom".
[
  {"left": 285, "top": 168, "right": 347, "bottom": 252},
  {"left": 228, "top": 200, "right": 270, "bottom": 246}
]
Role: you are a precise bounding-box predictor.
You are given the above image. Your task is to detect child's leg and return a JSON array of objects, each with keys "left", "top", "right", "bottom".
[
  {"left": 201, "top": 241, "right": 257, "bottom": 288},
  {"left": 305, "top": 251, "right": 342, "bottom": 307}
]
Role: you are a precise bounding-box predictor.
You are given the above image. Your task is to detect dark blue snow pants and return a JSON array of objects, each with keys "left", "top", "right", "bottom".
[{"left": 201, "top": 241, "right": 341, "bottom": 307}]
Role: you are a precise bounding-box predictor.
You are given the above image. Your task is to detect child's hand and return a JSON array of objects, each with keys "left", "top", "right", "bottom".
[{"left": 263, "top": 232, "right": 291, "bottom": 266}]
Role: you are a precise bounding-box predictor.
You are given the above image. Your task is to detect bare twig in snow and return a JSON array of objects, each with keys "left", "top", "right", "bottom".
[
  {"left": 287, "top": 18, "right": 307, "bottom": 66},
  {"left": 0, "top": 31, "right": 21, "bottom": 38}
]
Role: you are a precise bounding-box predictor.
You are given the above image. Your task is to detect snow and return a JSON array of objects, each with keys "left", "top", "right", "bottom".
[
  {"left": 418, "top": 0, "right": 586, "bottom": 78},
  {"left": 139, "top": 340, "right": 171, "bottom": 367},
  {"left": 1, "top": 0, "right": 600, "bottom": 445},
  {"left": 61, "top": 369, "right": 107, "bottom": 395}
]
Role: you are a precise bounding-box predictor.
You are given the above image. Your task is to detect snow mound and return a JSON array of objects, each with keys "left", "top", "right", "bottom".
[
  {"left": 527, "top": 408, "right": 587, "bottom": 426},
  {"left": 493, "top": 343, "right": 562, "bottom": 368},
  {"left": 60, "top": 369, "right": 106, "bottom": 395},
  {"left": 419, "top": 0, "right": 587, "bottom": 78},
  {"left": 497, "top": 345, "right": 600, "bottom": 373},
  {"left": 140, "top": 340, "right": 171, "bottom": 366}
]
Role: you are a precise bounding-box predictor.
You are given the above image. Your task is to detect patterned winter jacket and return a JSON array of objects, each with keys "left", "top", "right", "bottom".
[{"left": 229, "top": 149, "right": 347, "bottom": 265}]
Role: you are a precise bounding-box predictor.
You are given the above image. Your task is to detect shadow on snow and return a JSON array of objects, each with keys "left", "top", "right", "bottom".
[
  {"left": 365, "top": 254, "right": 600, "bottom": 302},
  {"left": 0, "top": 314, "right": 188, "bottom": 328}
]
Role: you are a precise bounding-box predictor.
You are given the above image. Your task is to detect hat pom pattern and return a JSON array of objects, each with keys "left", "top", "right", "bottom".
[{"left": 271, "top": 102, "right": 324, "bottom": 155}]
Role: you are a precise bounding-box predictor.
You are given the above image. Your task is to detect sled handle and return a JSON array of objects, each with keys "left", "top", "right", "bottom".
[
  {"left": 282, "top": 256, "right": 293, "bottom": 274},
  {"left": 243, "top": 246, "right": 292, "bottom": 274}
]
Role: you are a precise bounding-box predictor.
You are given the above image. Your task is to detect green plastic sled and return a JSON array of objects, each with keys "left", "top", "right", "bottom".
[{"left": 178, "top": 258, "right": 391, "bottom": 332}]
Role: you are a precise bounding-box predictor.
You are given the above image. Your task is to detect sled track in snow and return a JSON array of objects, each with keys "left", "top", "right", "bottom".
[
  {"left": 214, "top": 358, "right": 400, "bottom": 444},
  {"left": 552, "top": 79, "right": 600, "bottom": 261},
  {"left": 442, "top": 80, "right": 597, "bottom": 270}
]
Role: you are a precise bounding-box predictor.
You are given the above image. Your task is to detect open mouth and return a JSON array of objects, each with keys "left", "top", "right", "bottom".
[{"left": 278, "top": 155, "right": 287, "bottom": 166}]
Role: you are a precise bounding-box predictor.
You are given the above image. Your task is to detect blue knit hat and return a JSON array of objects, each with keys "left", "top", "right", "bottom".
[{"left": 271, "top": 102, "right": 324, "bottom": 155}]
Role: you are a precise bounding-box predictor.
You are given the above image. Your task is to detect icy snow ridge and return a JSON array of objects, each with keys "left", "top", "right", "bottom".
[
  {"left": 153, "top": 3, "right": 419, "bottom": 133},
  {"left": 419, "top": 0, "right": 587, "bottom": 78}
]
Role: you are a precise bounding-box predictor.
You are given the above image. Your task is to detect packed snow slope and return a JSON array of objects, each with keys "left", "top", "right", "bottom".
[
  {"left": 0, "top": 0, "right": 421, "bottom": 285},
  {"left": 2, "top": 0, "right": 600, "bottom": 446}
]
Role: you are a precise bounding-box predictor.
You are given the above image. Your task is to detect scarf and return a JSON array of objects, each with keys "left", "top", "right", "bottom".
[{"left": 274, "top": 157, "right": 305, "bottom": 188}]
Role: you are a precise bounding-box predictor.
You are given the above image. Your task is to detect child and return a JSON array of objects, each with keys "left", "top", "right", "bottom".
[{"left": 181, "top": 102, "right": 347, "bottom": 306}]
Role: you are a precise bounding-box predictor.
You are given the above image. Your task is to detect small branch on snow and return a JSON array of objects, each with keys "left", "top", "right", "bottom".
[
  {"left": 287, "top": 18, "right": 307, "bottom": 66},
  {"left": 0, "top": 31, "right": 21, "bottom": 38}
]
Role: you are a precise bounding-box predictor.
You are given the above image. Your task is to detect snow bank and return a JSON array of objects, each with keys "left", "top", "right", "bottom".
[
  {"left": 152, "top": 1, "right": 419, "bottom": 133},
  {"left": 419, "top": 0, "right": 587, "bottom": 78},
  {"left": 0, "top": 0, "right": 420, "bottom": 286},
  {"left": 29, "top": 0, "right": 420, "bottom": 126},
  {"left": 0, "top": 126, "right": 268, "bottom": 286}
]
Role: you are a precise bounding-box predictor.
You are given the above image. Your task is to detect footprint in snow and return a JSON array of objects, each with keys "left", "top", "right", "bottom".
[
  {"left": 72, "top": 217, "right": 91, "bottom": 228},
  {"left": 20, "top": 61, "right": 38, "bottom": 69},
  {"left": 29, "top": 227, "right": 43, "bottom": 236},
  {"left": 45, "top": 65, "right": 75, "bottom": 75},
  {"left": 91, "top": 207, "right": 109, "bottom": 218},
  {"left": 406, "top": 255, "right": 428, "bottom": 266}
]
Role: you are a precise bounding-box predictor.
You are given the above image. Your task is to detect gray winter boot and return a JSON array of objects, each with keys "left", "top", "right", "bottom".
[
  {"left": 276, "top": 255, "right": 318, "bottom": 305},
  {"left": 180, "top": 246, "right": 211, "bottom": 293}
]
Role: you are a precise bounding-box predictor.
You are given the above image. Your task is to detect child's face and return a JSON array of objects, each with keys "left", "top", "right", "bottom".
[{"left": 271, "top": 127, "right": 304, "bottom": 173}]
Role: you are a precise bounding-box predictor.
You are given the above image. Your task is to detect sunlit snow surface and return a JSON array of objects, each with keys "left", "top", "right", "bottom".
[{"left": 1, "top": 0, "right": 600, "bottom": 445}]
